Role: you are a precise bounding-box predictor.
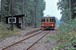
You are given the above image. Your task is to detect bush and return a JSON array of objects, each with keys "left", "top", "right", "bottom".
[
  {"left": 53, "top": 19, "right": 76, "bottom": 50},
  {"left": 0, "top": 23, "right": 20, "bottom": 39}
]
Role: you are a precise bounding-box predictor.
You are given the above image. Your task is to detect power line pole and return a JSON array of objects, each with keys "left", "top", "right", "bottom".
[
  {"left": 22, "top": 0, "right": 25, "bottom": 29},
  {"left": 69, "top": 0, "right": 72, "bottom": 20},
  {"left": 10, "top": 0, "right": 14, "bottom": 30},
  {"left": 1, "top": 0, "right": 3, "bottom": 22},
  {"left": 22, "top": 0, "right": 24, "bottom": 14},
  {"left": 34, "top": 0, "right": 37, "bottom": 28},
  {"left": 0, "top": 0, "right": 1, "bottom": 22}
]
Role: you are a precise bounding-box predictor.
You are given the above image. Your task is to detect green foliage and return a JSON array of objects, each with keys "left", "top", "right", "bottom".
[
  {"left": 57, "top": 0, "right": 70, "bottom": 22},
  {"left": 0, "top": 23, "right": 20, "bottom": 39},
  {"left": 53, "top": 18, "right": 76, "bottom": 50},
  {"left": 57, "top": 0, "right": 76, "bottom": 22},
  {"left": 1, "top": 0, "right": 45, "bottom": 27},
  {"left": 56, "top": 0, "right": 76, "bottom": 50}
]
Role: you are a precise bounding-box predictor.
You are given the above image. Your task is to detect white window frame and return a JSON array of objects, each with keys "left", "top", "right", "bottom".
[
  {"left": 19, "top": 18, "right": 22, "bottom": 23},
  {"left": 8, "top": 17, "right": 16, "bottom": 23}
]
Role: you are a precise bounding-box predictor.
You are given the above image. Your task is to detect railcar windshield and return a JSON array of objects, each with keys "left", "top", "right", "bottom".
[
  {"left": 47, "top": 19, "right": 49, "bottom": 22},
  {"left": 50, "top": 18, "right": 55, "bottom": 22},
  {"left": 41, "top": 17, "right": 56, "bottom": 23},
  {"left": 41, "top": 19, "right": 45, "bottom": 22}
]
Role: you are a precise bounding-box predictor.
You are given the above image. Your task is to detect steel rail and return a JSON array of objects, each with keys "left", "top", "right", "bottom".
[{"left": 26, "top": 31, "right": 50, "bottom": 50}]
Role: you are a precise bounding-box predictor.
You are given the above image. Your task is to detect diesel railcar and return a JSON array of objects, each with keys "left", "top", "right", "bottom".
[{"left": 41, "top": 17, "right": 56, "bottom": 30}]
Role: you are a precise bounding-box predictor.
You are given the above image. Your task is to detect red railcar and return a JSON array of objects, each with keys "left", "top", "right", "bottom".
[{"left": 41, "top": 17, "right": 56, "bottom": 30}]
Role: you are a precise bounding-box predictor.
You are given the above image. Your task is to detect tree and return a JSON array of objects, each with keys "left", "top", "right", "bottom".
[
  {"left": 1, "top": 0, "right": 45, "bottom": 27},
  {"left": 57, "top": 0, "right": 76, "bottom": 22}
]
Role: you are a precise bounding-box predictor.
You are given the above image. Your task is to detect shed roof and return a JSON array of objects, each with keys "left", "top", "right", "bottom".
[
  {"left": 42, "top": 17, "right": 55, "bottom": 19},
  {"left": 5, "top": 14, "right": 25, "bottom": 18}
]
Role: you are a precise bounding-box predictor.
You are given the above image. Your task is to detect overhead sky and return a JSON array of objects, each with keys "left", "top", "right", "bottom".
[{"left": 43, "top": 0, "right": 61, "bottom": 20}]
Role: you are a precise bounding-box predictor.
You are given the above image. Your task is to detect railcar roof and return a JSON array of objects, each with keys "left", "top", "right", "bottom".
[{"left": 42, "top": 17, "right": 55, "bottom": 19}]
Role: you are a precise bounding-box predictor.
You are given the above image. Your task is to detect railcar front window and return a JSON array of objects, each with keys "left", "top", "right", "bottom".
[
  {"left": 47, "top": 19, "right": 49, "bottom": 22},
  {"left": 42, "top": 19, "right": 45, "bottom": 22},
  {"left": 50, "top": 19, "right": 54, "bottom": 22},
  {"left": 50, "top": 19, "right": 52, "bottom": 22}
]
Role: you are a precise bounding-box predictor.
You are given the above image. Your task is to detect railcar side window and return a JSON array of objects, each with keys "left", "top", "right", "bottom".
[
  {"left": 53, "top": 18, "right": 56, "bottom": 23},
  {"left": 50, "top": 19, "right": 52, "bottom": 22},
  {"left": 42, "top": 19, "right": 45, "bottom": 22}
]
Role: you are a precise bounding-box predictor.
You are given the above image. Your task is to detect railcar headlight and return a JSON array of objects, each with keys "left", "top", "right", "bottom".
[
  {"left": 42, "top": 25, "right": 44, "bottom": 26},
  {"left": 51, "top": 24, "right": 53, "bottom": 26}
]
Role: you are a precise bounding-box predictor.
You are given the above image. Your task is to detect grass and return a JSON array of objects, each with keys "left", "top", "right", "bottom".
[
  {"left": 0, "top": 23, "right": 20, "bottom": 40},
  {"left": 53, "top": 31, "right": 76, "bottom": 50}
]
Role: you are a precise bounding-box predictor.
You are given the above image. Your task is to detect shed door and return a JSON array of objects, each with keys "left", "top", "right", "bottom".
[{"left": 19, "top": 18, "right": 22, "bottom": 27}]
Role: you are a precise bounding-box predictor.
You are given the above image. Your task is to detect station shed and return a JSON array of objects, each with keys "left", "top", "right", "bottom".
[{"left": 5, "top": 14, "right": 25, "bottom": 29}]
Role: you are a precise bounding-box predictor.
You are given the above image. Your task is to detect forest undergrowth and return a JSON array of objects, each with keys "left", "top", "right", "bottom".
[
  {"left": 0, "top": 23, "right": 20, "bottom": 40},
  {"left": 49, "top": 19, "right": 76, "bottom": 50}
]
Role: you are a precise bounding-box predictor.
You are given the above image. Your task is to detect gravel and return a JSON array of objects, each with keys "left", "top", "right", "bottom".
[{"left": 0, "top": 28, "right": 39, "bottom": 50}]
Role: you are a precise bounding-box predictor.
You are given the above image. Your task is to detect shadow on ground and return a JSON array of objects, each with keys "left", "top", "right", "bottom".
[{"left": 42, "top": 29, "right": 55, "bottom": 31}]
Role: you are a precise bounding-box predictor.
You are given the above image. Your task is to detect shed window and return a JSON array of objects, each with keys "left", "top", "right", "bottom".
[
  {"left": 8, "top": 17, "right": 16, "bottom": 23},
  {"left": 9, "top": 19, "right": 15, "bottom": 22}
]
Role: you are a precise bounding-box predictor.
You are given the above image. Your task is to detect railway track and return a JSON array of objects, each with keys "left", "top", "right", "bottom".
[
  {"left": 2, "top": 31, "right": 50, "bottom": 50},
  {"left": 2, "top": 30, "right": 42, "bottom": 50},
  {"left": 26, "top": 31, "right": 50, "bottom": 50}
]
